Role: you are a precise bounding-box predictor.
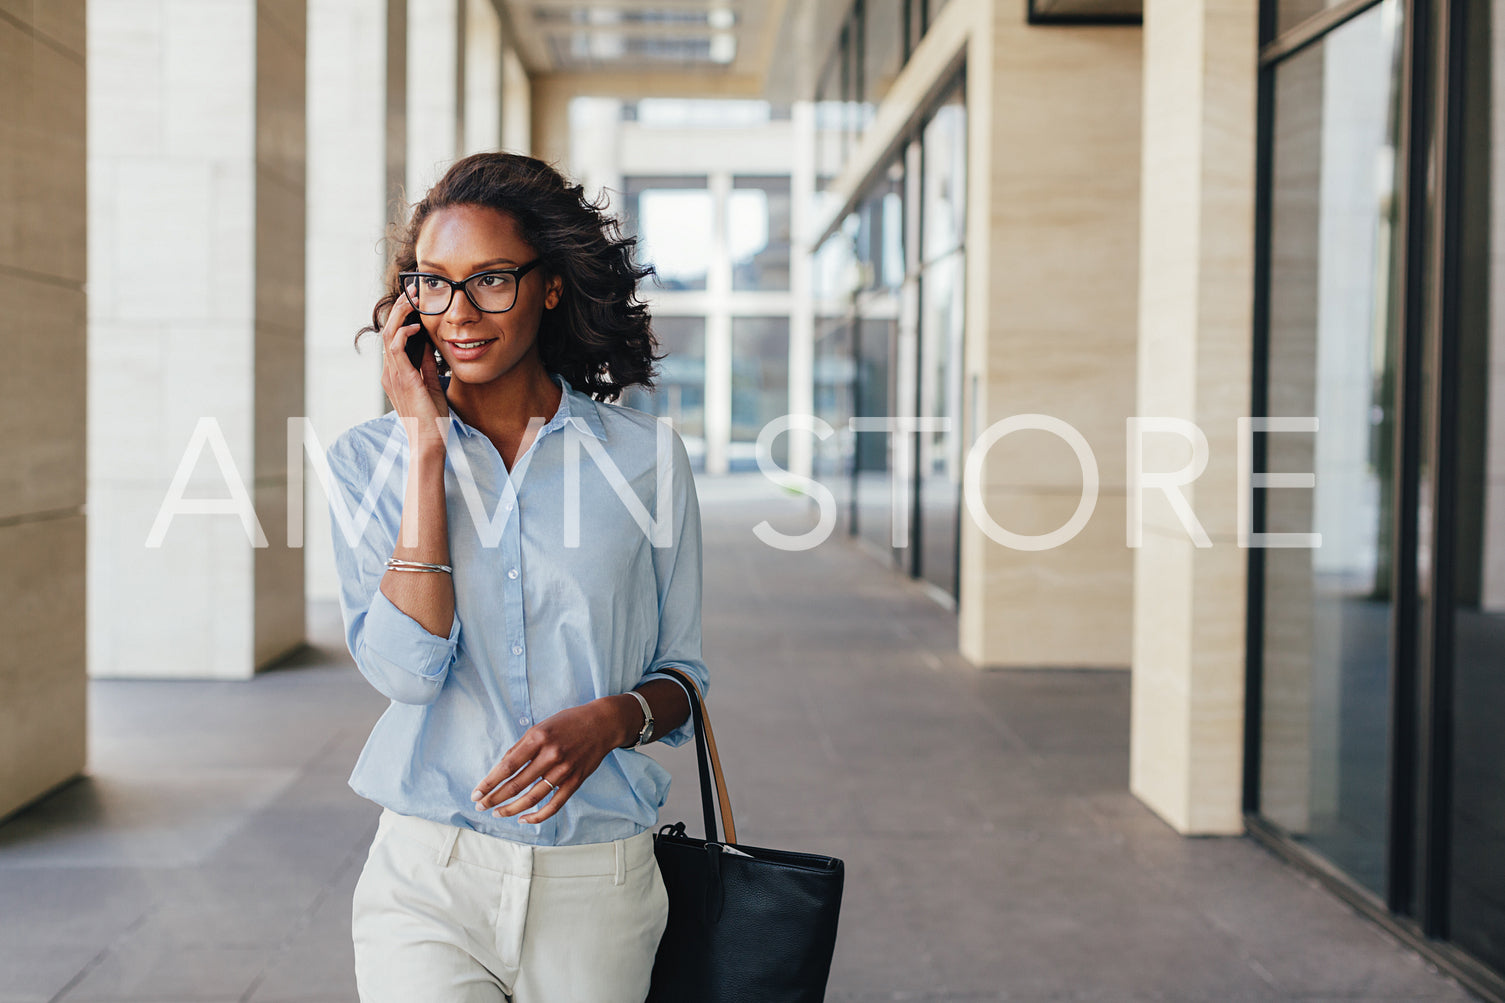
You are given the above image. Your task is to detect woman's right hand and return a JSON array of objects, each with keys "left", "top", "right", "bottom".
[{"left": 379, "top": 301, "right": 450, "bottom": 454}]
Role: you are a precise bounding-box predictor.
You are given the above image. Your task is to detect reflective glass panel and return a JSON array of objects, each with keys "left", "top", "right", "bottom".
[
  {"left": 1444, "top": 0, "right": 1505, "bottom": 972},
  {"left": 1257, "top": 0, "right": 1404, "bottom": 897},
  {"left": 921, "top": 82, "right": 966, "bottom": 262},
  {"left": 623, "top": 176, "right": 711, "bottom": 291},
  {"left": 729, "top": 316, "right": 791, "bottom": 472},
  {"left": 628, "top": 315, "right": 707, "bottom": 470},
  {"left": 730, "top": 176, "right": 792, "bottom": 291}
]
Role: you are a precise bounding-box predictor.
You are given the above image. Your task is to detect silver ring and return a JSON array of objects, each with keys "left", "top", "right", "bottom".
[{"left": 539, "top": 777, "right": 558, "bottom": 792}]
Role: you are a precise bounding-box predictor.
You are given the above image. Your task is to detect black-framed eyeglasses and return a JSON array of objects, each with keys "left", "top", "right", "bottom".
[{"left": 399, "top": 259, "right": 544, "bottom": 315}]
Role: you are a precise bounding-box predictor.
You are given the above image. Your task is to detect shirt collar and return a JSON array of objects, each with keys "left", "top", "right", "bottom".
[{"left": 441, "top": 372, "right": 608, "bottom": 442}]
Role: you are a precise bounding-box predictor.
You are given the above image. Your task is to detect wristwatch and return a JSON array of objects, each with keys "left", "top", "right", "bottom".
[{"left": 624, "top": 689, "right": 654, "bottom": 748}]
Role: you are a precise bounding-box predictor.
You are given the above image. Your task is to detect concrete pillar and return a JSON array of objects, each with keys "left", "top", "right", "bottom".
[
  {"left": 305, "top": 0, "right": 394, "bottom": 604},
  {"left": 956, "top": 3, "right": 1143, "bottom": 670},
  {"left": 0, "top": 1, "right": 87, "bottom": 818},
  {"left": 501, "top": 40, "right": 531, "bottom": 155},
  {"left": 463, "top": 0, "right": 501, "bottom": 155},
  {"left": 1130, "top": 0, "right": 1259, "bottom": 834},
  {"left": 407, "top": 0, "right": 461, "bottom": 195},
  {"left": 88, "top": 0, "right": 307, "bottom": 679},
  {"left": 705, "top": 170, "right": 733, "bottom": 476}
]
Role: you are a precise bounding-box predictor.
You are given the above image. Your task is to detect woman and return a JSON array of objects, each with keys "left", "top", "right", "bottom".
[{"left": 324, "top": 152, "right": 707, "bottom": 1002}]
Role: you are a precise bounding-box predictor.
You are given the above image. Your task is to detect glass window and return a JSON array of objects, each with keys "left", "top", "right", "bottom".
[
  {"left": 631, "top": 99, "right": 772, "bottom": 128},
  {"left": 814, "top": 216, "right": 860, "bottom": 306},
  {"left": 729, "top": 316, "right": 791, "bottom": 472},
  {"left": 917, "top": 249, "right": 963, "bottom": 597},
  {"left": 815, "top": 52, "right": 844, "bottom": 184},
  {"left": 907, "top": 0, "right": 927, "bottom": 58},
  {"left": 814, "top": 319, "right": 856, "bottom": 534},
  {"left": 855, "top": 173, "right": 903, "bottom": 292},
  {"left": 1443, "top": 0, "right": 1505, "bottom": 974},
  {"left": 629, "top": 315, "right": 707, "bottom": 470},
  {"left": 839, "top": 21, "right": 856, "bottom": 170},
  {"left": 622, "top": 176, "right": 712, "bottom": 291},
  {"left": 854, "top": 311, "right": 896, "bottom": 560},
  {"left": 864, "top": 0, "right": 905, "bottom": 113},
  {"left": 921, "top": 80, "right": 966, "bottom": 263},
  {"left": 730, "top": 176, "right": 792, "bottom": 291},
  {"left": 1256, "top": 0, "right": 1404, "bottom": 898},
  {"left": 1276, "top": 0, "right": 1351, "bottom": 38}
]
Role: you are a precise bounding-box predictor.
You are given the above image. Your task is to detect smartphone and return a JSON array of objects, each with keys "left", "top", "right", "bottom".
[{"left": 402, "top": 311, "right": 434, "bottom": 370}]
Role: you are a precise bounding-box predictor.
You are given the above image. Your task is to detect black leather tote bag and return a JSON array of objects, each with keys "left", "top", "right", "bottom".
[{"left": 646, "top": 667, "right": 845, "bottom": 1003}]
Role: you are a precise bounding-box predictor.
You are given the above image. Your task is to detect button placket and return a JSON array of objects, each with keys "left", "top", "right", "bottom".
[{"left": 502, "top": 478, "right": 532, "bottom": 734}]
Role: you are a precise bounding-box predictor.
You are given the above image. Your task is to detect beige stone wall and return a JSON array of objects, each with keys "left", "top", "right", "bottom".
[
  {"left": 956, "top": 1, "right": 1143, "bottom": 670},
  {"left": 1131, "top": 0, "right": 1260, "bottom": 835},
  {"left": 88, "top": 0, "right": 306, "bottom": 679},
  {"left": 305, "top": 0, "right": 395, "bottom": 605},
  {"left": 0, "top": 1, "right": 88, "bottom": 817}
]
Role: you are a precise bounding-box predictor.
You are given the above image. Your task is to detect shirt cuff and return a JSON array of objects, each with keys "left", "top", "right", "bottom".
[
  {"left": 365, "top": 586, "right": 461, "bottom": 679},
  {"left": 639, "top": 669, "right": 699, "bottom": 747}
]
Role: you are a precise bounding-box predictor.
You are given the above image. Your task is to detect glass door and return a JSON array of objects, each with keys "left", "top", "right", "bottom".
[{"left": 1254, "top": 0, "right": 1407, "bottom": 898}]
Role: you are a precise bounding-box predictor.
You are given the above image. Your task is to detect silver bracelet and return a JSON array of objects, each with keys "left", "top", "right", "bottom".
[{"left": 385, "top": 558, "right": 452, "bottom": 574}]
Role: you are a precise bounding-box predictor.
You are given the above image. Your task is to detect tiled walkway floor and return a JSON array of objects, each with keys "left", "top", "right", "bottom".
[{"left": 0, "top": 476, "right": 1479, "bottom": 1001}]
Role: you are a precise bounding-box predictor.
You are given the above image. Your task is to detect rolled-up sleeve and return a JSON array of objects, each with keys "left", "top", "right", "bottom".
[
  {"left": 326, "top": 430, "right": 460, "bottom": 705},
  {"left": 638, "top": 428, "right": 709, "bottom": 747}
]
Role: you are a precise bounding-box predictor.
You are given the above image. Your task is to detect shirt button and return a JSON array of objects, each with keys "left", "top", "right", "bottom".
[
  {"left": 511, "top": 644, "right": 523, "bottom": 656},
  {"left": 507, "top": 568, "right": 519, "bottom": 580},
  {"left": 504, "top": 500, "right": 514, "bottom": 512},
  {"left": 519, "top": 715, "right": 531, "bottom": 727}
]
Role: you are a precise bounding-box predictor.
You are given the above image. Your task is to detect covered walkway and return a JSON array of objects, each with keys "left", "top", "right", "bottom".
[{"left": 0, "top": 478, "right": 1475, "bottom": 1002}]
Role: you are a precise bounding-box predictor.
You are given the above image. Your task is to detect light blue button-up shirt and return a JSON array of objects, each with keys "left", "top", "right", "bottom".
[{"left": 324, "top": 372, "right": 708, "bottom": 846}]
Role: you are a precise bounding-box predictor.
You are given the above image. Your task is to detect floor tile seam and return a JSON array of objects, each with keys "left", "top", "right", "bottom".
[
  {"left": 48, "top": 901, "right": 160, "bottom": 1003},
  {"left": 1060, "top": 795, "right": 1315, "bottom": 997},
  {"left": 235, "top": 837, "right": 370, "bottom": 1003}
]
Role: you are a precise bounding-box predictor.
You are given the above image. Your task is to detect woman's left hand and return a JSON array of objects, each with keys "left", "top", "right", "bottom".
[{"left": 470, "top": 697, "right": 632, "bottom": 824}]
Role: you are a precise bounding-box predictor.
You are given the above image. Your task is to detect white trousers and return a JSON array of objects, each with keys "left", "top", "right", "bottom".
[{"left": 352, "top": 808, "right": 669, "bottom": 1003}]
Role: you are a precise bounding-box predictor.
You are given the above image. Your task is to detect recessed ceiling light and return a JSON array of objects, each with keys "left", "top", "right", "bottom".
[
  {"left": 709, "top": 31, "right": 736, "bottom": 63},
  {"left": 708, "top": 7, "right": 736, "bottom": 30}
]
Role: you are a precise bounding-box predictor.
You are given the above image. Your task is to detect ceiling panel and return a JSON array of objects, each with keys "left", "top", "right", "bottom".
[{"left": 503, "top": 1, "right": 785, "bottom": 75}]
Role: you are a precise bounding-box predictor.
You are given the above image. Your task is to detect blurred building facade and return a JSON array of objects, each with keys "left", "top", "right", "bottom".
[{"left": 4, "top": 0, "right": 1505, "bottom": 997}]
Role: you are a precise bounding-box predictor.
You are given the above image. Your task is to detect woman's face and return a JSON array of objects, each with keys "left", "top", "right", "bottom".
[{"left": 410, "top": 204, "right": 562, "bottom": 386}]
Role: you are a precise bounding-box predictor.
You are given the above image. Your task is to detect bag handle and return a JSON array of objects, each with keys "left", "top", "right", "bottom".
[{"left": 654, "top": 667, "right": 737, "bottom": 845}]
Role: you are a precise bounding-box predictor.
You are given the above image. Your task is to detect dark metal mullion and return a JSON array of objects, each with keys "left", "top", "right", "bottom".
[
  {"left": 849, "top": 310, "right": 862, "bottom": 536},
  {"left": 1242, "top": 0, "right": 1278, "bottom": 817},
  {"left": 1383, "top": 0, "right": 1432, "bottom": 920},
  {"left": 1248, "top": 814, "right": 1505, "bottom": 1003},
  {"left": 1261, "top": 0, "right": 1386, "bottom": 65},
  {"left": 856, "top": 0, "right": 866, "bottom": 123},
  {"left": 951, "top": 62, "right": 967, "bottom": 604},
  {"left": 911, "top": 142, "right": 926, "bottom": 581},
  {"left": 1415, "top": 0, "right": 1467, "bottom": 939},
  {"left": 1025, "top": 1, "right": 1143, "bottom": 27}
]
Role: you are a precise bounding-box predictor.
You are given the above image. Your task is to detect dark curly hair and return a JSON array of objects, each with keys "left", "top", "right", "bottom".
[{"left": 357, "top": 152, "right": 659, "bottom": 402}]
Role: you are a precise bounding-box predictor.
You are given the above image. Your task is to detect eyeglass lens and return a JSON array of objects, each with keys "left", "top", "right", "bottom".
[{"left": 403, "top": 272, "right": 520, "bottom": 314}]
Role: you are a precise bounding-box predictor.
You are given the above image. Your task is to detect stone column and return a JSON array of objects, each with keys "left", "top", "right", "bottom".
[
  {"left": 1130, "top": 0, "right": 1260, "bottom": 834},
  {"left": 305, "top": 0, "right": 395, "bottom": 604},
  {"left": 407, "top": 0, "right": 461, "bottom": 196},
  {"left": 0, "top": 1, "right": 87, "bottom": 817},
  {"left": 463, "top": 0, "right": 502, "bottom": 155},
  {"left": 956, "top": 1, "right": 1143, "bottom": 670},
  {"left": 501, "top": 39, "right": 531, "bottom": 156},
  {"left": 88, "top": 0, "right": 307, "bottom": 679}
]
